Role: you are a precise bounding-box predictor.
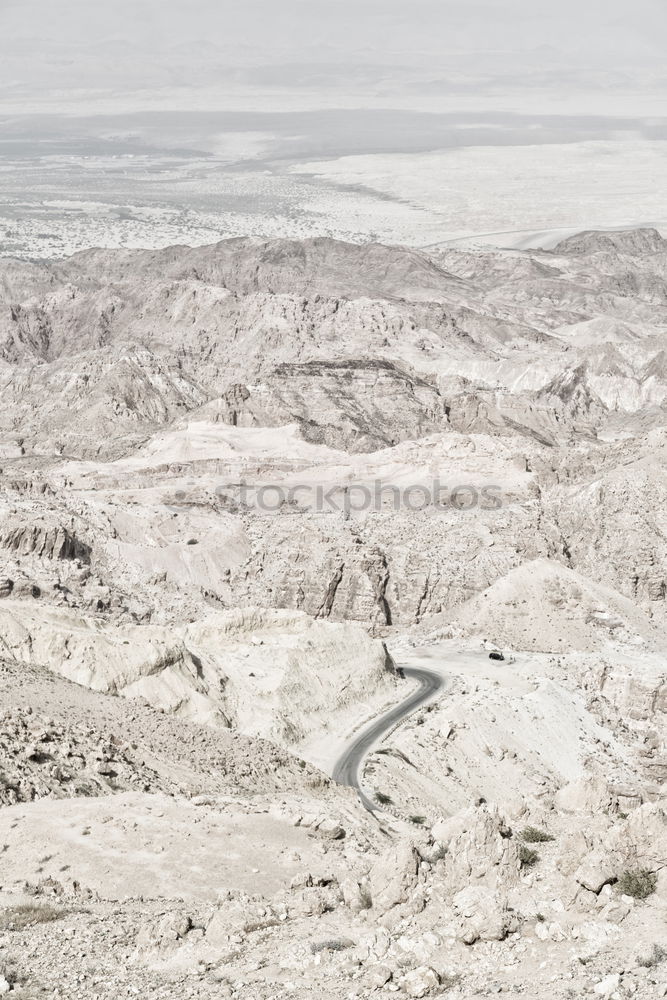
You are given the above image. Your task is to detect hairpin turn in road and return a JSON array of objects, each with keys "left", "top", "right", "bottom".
[{"left": 332, "top": 666, "right": 446, "bottom": 811}]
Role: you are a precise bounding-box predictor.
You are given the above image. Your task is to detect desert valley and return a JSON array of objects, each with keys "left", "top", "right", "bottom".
[{"left": 0, "top": 228, "right": 664, "bottom": 997}]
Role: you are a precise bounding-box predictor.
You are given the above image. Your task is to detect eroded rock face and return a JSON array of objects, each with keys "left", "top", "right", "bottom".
[
  {"left": 1, "top": 520, "right": 91, "bottom": 563},
  {"left": 554, "top": 777, "right": 614, "bottom": 814},
  {"left": 369, "top": 842, "right": 422, "bottom": 917},
  {"left": 0, "top": 601, "right": 397, "bottom": 753},
  {"left": 205, "top": 361, "right": 450, "bottom": 453}
]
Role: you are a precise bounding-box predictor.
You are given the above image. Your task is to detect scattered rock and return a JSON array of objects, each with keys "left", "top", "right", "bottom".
[
  {"left": 593, "top": 973, "right": 621, "bottom": 998},
  {"left": 402, "top": 966, "right": 440, "bottom": 998},
  {"left": 366, "top": 964, "right": 392, "bottom": 989}
]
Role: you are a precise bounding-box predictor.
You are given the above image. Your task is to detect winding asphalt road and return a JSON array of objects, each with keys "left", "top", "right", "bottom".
[{"left": 332, "top": 666, "right": 445, "bottom": 812}]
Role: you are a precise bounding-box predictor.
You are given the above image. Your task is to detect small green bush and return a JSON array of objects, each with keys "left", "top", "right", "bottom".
[
  {"left": 617, "top": 869, "right": 657, "bottom": 900},
  {"left": 375, "top": 791, "right": 393, "bottom": 806},
  {"left": 637, "top": 944, "right": 667, "bottom": 968},
  {"left": 409, "top": 815, "right": 427, "bottom": 825},
  {"left": 310, "top": 939, "right": 353, "bottom": 954},
  {"left": 519, "top": 845, "right": 539, "bottom": 868},
  {"left": 0, "top": 903, "right": 65, "bottom": 932},
  {"left": 520, "top": 826, "right": 555, "bottom": 844}
]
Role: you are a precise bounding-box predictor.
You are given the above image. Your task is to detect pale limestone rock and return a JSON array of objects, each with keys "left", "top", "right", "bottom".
[
  {"left": 137, "top": 912, "right": 193, "bottom": 951},
  {"left": 555, "top": 830, "right": 590, "bottom": 876},
  {"left": 366, "top": 965, "right": 392, "bottom": 989},
  {"left": 317, "top": 818, "right": 346, "bottom": 840},
  {"left": 534, "top": 920, "right": 550, "bottom": 941},
  {"left": 574, "top": 853, "right": 616, "bottom": 894},
  {"left": 599, "top": 899, "right": 632, "bottom": 924},
  {"left": 392, "top": 932, "right": 442, "bottom": 968},
  {"left": 369, "top": 842, "right": 420, "bottom": 916},
  {"left": 434, "top": 804, "right": 519, "bottom": 892},
  {"left": 594, "top": 973, "right": 621, "bottom": 998},
  {"left": 0, "top": 600, "right": 396, "bottom": 745},
  {"left": 452, "top": 886, "right": 517, "bottom": 942},
  {"left": 534, "top": 920, "right": 567, "bottom": 942},
  {"left": 340, "top": 877, "right": 369, "bottom": 912},
  {"left": 604, "top": 803, "right": 667, "bottom": 873},
  {"left": 555, "top": 777, "right": 612, "bottom": 814},
  {"left": 401, "top": 966, "right": 440, "bottom": 998}
]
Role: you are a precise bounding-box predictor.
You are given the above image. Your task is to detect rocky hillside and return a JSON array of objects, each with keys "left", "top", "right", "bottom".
[{"left": 0, "top": 232, "right": 666, "bottom": 999}]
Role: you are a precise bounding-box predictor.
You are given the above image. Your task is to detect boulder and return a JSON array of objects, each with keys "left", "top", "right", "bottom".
[
  {"left": 317, "top": 818, "right": 346, "bottom": 840},
  {"left": 289, "top": 872, "right": 313, "bottom": 890},
  {"left": 401, "top": 966, "right": 440, "bottom": 998},
  {"left": 391, "top": 932, "right": 442, "bottom": 968},
  {"left": 593, "top": 973, "right": 621, "bottom": 998},
  {"left": 452, "top": 886, "right": 517, "bottom": 942},
  {"left": 574, "top": 853, "right": 616, "bottom": 894},
  {"left": 366, "top": 965, "right": 392, "bottom": 989}
]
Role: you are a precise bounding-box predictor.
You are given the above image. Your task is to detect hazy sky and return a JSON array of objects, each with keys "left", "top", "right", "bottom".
[
  {"left": 0, "top": 0, "right": 662, "bottom": 53},
  {"left": 0, "top": 0, "right": 664, "bottom": 106},
  {"left": 0, "top": 0, "right": 665, "bottom": 259}
]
